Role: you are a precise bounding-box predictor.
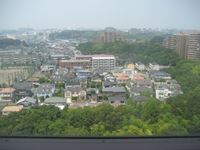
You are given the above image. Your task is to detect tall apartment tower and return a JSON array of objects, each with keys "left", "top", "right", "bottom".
[
  {"left": 163, "top": 32, "right": 200, "bottom": 60},
  {"left": 175, "top": 34, "right": 188, "bottom": 58},
  {"left": 163, "top": 35, "right": 176, "bottom": 50},
  {"left": 187, "top": 33, "right": 200, "bottom": 60},
  {"left": 96, "top": 31, "right": 125, "bottom": 44}
]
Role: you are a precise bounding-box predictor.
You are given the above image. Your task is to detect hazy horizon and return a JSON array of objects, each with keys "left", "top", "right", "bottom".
[{"left": 0, "top": 0, "right": 200, "bottom": 30}]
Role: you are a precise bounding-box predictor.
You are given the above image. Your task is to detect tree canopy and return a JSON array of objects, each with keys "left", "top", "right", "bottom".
[{"left": 78, "top": 42, "right": 179, "bottom": 65}]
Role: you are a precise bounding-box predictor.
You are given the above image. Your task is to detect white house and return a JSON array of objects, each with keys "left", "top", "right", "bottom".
[
  {"left": 155, "top": 88, "right": 172, "bottom": 101},
  {"left": 135, "top": 63, "right": 146, "bottom": 71},
  {"left": 64, "top": 86, "right": 86, "bottom": 104},
  {"left": 149, "top": 63, "right": 160, "bottom": 71}
]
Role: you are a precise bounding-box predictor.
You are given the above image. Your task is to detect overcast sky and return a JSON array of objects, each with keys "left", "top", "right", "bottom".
[{"left": 0, "top": 0, "right": 200, "bottom": 30}]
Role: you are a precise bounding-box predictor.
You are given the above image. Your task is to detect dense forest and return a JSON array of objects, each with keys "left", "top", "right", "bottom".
[
  {"left": 0, "top": 94, "right": 199, "bottom": 136},
  {"left": 78, "top": 42, "right": 179, "bottom": 65},
  {"left": 0, "top": 41, "right": 200, "bottom": 137}
]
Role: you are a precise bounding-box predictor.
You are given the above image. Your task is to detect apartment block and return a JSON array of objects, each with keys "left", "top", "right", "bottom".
[
  {"left": 96, "top": 31, "right": 126, "bottom": 44},
  {"left": 59, "top": 59, "right": 91, "bottom": 69},
  {"left": 163, "top": 32, "right": 200, "bottom": 59},
  {"left": 75, "top": 55, "right": 116, "bottom": 72},
  {"left": 187, "top": 33, "right": 200, "bottom": 60}
]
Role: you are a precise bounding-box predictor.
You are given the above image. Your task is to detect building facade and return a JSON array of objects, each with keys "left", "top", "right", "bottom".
[
  {"left": 163, "top": 32, "right": 200, "bottom": 60},
  {"left": 187, "top": 33, "right": 200, "bottom": 60},
  {"left": 59, "top": 59, "right": 91, "bottom": 69},
  {"left": 96, "top": 31, "right": 126, "bottom": 44},
  {"left": 75, "top": 55, "right": 116, "bottom": 73}
]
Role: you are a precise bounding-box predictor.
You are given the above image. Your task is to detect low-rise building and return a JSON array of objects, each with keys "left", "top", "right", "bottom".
[
  {"left": 41, "top": 65, "right": 56, "bottom": 73},
  {"left": 132, "top": 73, "right": 146, "bottom": 81},
  {"left": 16, "top": 97, "right": 37, "bottom": 107},
  {"left": 102, "top": 86, "right": 126, "bottom": 97},
  {"left": 13, "top": 82, "right": 33, "bottom": 98},
  {"left": 44, "top": 97, "right": 67, "bottom": 110},
  {"left": 64, "top": 86, "right": 86, "bottom": 103},
  {"left": 155, "top": 81, "right": 183, "bottom": 101},
  {"left": 135, "top": 63, "right": 146, "bottom": 71},
  {"left": 0, "top": 88, "right": 16, "bottom": 102},
  {"left": 108, "top": 96, "right": 126, "bottom": 106},
  {"left": 35, "top": 84, "right": 55, "bottom": 98},
  {"left": 150, "top": 71, "right": 171, "bottom": 80},
  {"left": 1, "top": 105, "right": 23, "bottom": 115},
  {"left": 130, "top": 86, "right": 154, "bottom": 98},
  {"left": 114, "top": 73, "right": 129, "bottom": 84},
  {"left": 149, "top": 63, "right": 160, "bottom": 71}
]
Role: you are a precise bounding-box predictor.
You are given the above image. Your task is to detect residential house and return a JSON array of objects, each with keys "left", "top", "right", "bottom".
[
  {"left": 44, "top": 97, "right": 67, "bottom": 110},
  {"left": 86, "top": 88, "right": 99, "bottom": 101},
  {"left": 1, "top": 105, "right": 23, "bottom": 115},
  {"left": 102, "top": 86, "right": 126, "bottom": 97},
  {"left": 155, "top": 81, "right": 183, "bottom": 101},
  {"left": 90, "top": 74, "right": 102, "bottom": 83},
  {"left": 13, "top": 82, "right": 33, "bottom": 98},
  {"left": 135, "top": 63, "right": 146, "bottom": 71},
  {"left": 64, "top": 86, "right": 86, "bottom": 103},
  {"left": 115, "top": 73, "right": 129, "bottom": 84},
  {"left": 123, "top": 68, "right": 135, "bottom": 78},
  {"left": 0, "top": 88, "right": 16, "bottom": 102},
  {"left": 108, "top": 96, "right": 126, "bottom": 106},
  {"left": 16, "top": 97, "right": 37, "bottom": 107},
  {"left": 103, "top": 80, "right": 117, "bottom": 88},
  {"left": 150, "top": 71, "right": 172, "bottom": 80},
  {"left": 130, "top": 86, "right": 154, "bottom": 98},
  {"left": 35, "top": 84, "right": 55, "bottom": 98},
  {"left": 65, "top": 79, "right": 81, "bottom": 88},
  {"left": 149, "top": 63, "right": 160, "bottom": 71},
  {"left": 134, "top": 79, "right": 152, "bottom": 88},
  {"left": 76, "top": 69, "right": 91, "bottom": 79},
  {"left": 155, "top": 86, "right": 172, "bottom": 101},
  {"left": 132, "top": 73, "right": 146, "bottom": 81},
  {"left": 41, "top": 65, "right": 56, "bottom": 73}
]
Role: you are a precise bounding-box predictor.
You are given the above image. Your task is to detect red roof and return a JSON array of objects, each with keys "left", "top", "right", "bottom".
[{"left": 0, "top": 88, "right": 16, "bottom": 94}]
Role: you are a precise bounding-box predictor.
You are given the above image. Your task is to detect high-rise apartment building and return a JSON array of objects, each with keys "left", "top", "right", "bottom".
[
  {"left": 163, "top": 35, "right": 176, "bottom": 50},
  {"left": 175, "top": 33, "right": 188, "bottom": 58},
  {"left": 96, "top": 31, "right": 125, "bottom": 44},
  {"left": 187, "top": 33, "right": 200, "bottom": 60},
  {"left": 163, "top": 32, "right": 200, "bottom": 60}
]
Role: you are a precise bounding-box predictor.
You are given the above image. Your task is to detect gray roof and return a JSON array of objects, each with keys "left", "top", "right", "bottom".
[
  {"left": 35, "top": 84, "right": 55, "bottom": 95},
  {"left": 108, "top": 96, "right": 125, "bottom": 102},
  {"left": 65, "top": 79, "right": 80, "bottom": 86},
  {"left": 102, "top": 87, "right": 126, "bottom": 93},
  {"left": 44, "top": 97, "right": 66, "bottom": 104},
  {"left": 14, "top": 82, "right": 32, "bottom": 90},
  {"left": 130, "top": 86, "right": 154, "bottom": 94},
  {"left": 150, "top": 71, "right": 171, "bottom": 78},
  {"left": 135, "top": 79, "right": 152, "bottom": 86},
  {"left": 65, "top": 86, "right": 84, "bottom": 93},
  {"left": 16, "top": 97, "right": 36, "bottom": 104}
]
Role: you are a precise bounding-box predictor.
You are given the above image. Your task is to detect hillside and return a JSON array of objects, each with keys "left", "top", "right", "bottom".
[{"left": 78, "top": 42, "right": 180, "bottom": 65}]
